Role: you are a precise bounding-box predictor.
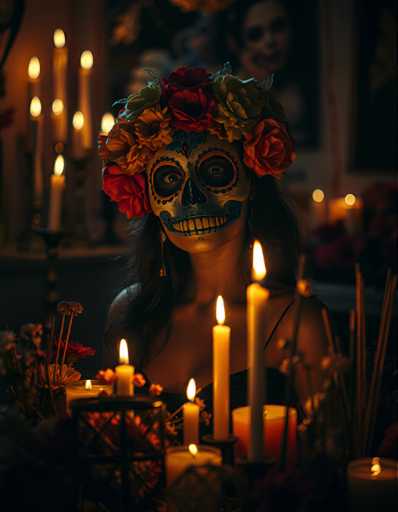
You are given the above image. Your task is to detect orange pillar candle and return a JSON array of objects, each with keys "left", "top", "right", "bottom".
[
  {"left": 232, "top": 405, "right": 297, "bottom": 466},
  {"left": 116, "top": 338, "right": 134, "bottom": 396},
  {"left": 247, "top": 240, "right": 269, "bottom": 461},
  {"left": 213, "top": 295, "right": 230, "bottom": 440},
  {"left": 183, "top": 378, "right": 199, "bottom": 445}
]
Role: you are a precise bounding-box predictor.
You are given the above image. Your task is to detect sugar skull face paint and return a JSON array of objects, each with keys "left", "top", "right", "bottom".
[{"left": 147, "top": 132, "right": 251, "bottom": 252}]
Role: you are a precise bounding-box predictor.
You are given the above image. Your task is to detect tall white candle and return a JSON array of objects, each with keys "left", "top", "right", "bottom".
[
  {"left": 79, "top": 50, "right": 93, "bottom": 150},
  {"left": 311, "top": 188, "right": 328, "bottom": 229},
  {"left": 247, "top": 240, "right": 269, "bottom": 462},
  {"left": 28, "top": 56, "right": 40, "bottom": 100},
  {"left": 183, "top": 378, "right": 199, "bottom": 445},
  {"left": 347, "top": 457, "right": 398, "bottom": 511},
  {"left": 29, "top": 96, "right": 44, "bottom": 211},
  {"left": 72, "top": 111, "right": 85, "bottom": 159},
  {"left": 52, "top": 29, "right": 68, "bottom": 143},
  {"left": 48, "top": 154, "right": 65, "bottom": 231},
  {"left": 213, "top": 295, "right": 230, "bottom": 440},
  {"left": 116, "top": 338, "right": 134, "bottom": 396}
]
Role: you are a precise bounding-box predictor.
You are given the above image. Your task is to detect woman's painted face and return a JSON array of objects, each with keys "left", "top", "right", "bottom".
[
  {"left": 147, "top": 133, "right": 251, "bottom": 253},
  {"left": 240, "top": 0, "right": 290, "bottom": 79}
]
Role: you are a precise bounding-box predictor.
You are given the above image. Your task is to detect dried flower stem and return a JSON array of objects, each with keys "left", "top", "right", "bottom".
[
  {"left": 60, "top": 313, "right": 75, "bottom": 381},
  {"left": 53, "top": 313, "right": 66, "bottom": 384},
  {"left": 364, "top": 272, "right": 397, "bottom": 454},
  {"left": 354, "top": 264, "right": 366, "bottom": 455}
]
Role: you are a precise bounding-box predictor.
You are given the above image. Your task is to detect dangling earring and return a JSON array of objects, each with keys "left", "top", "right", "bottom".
[{"left": 160, "top": 230, "right": 167, "bottom": 277}]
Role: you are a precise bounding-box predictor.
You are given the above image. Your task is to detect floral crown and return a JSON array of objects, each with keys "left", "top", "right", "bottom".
[{"left": 98, "top": 64, "right": 296, "bottom": 219}]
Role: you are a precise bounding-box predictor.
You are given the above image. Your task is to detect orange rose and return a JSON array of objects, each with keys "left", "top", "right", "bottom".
[
  {"left": 134, "top": 106, "right": 173, "bottom": 150},
  {"left": 243, "top": 118, "right": 296, "bottom": 177}
]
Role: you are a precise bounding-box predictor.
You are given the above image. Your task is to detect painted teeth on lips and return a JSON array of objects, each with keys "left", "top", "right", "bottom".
[{"left": 172, "top": 216, "right": 228, "bottom": 234}]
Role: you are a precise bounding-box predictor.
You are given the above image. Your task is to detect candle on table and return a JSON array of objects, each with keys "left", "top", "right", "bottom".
[
  {"left": 79, "top": 50, "right": 93, "bottom": 150},
  {"left": 29, "top": 96, "right": 44, "bottom": 211},
  {"left": 347, "top": 457, "right": 398, "bottom": 511},
  {"left": 52, "top": 29, "right": 68, "bottom": 144},
  {"left": 65, "top": 379, "right": 113, "bottom": 411},
  {"left": 72, "top": 111, "right": 85, "bottom": 159},
  {"left": 166, "top": 444, "right": 221, "bottom": 486},
  {"left": 232, "top": 404, "right": 297, "bottom": 466},
  {"left": 28, "top": 56, "right": 40, "bottom": 100},
  {"left": 48, "top": 155, "right": 65, "bottom": 231},
  {"left": 115, "top": 338, "right": 134, "bottom": 396},
  {"left": 213, "top": 295, "right": 230, "bottom": 440},
  {"left": 183, "top": 378, "right": 199, "bottom": 445},
  {"left": 247, "top": 240, "right": 269, "bottom": 461}
]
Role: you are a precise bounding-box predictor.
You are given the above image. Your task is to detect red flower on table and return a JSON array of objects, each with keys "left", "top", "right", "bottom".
[
  {"left": 102, "top": 164, "right": 151, "bottom": 219},
  {"left": 243, "top": 118, "right": 296, "bottom": 177},
  {"left": 161, "top": 66, "right": 216, "bottom": 132}
]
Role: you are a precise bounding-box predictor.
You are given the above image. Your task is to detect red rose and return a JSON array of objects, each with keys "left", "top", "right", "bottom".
[
  {"left": 161, "top": 66, "right": 216, "bottom": 132},
  {"left": 102, "top": 164, "right": 151, "bottom": 219},
  {"left": 243, "top": 118, "right": 296, "bottom": 177}
]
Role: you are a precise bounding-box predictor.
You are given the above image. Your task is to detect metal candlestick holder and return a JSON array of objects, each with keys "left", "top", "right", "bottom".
[
  {"left": 71, "top": 395, "right": 166, "bottom": 512},
  {"left": 202, "top": 434, "right": 237, "bottom": 466},
  {"left": 34, "top": 227, "right": 63, "bottom": 319}
]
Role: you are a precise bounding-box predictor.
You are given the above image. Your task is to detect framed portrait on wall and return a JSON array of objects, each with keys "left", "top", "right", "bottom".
[
  {"left": 352, "top": 0, "right": 397, "bottom": 174},
  {"left": 105, "top": 0, "right": 321, "bottom": 150}
]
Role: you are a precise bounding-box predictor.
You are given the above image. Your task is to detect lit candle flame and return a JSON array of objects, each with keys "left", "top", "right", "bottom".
[
  {"left": 344, "top": 193, "right": 356, "bottom": 207},
  {"left": 186, "top": 378, "right": 196, "bottom": 401},
  {"left": 30, "top": 96, "right": 42, "bottom": 118},
  {"left": 188, "top": 444, "right": 198, "bottom": 457},
  {"left": 252, "top": 240, "right": 266, "bottom": 281},
  {"left": 72, "top": 111, "right": 84, "bottom": 131},
  {"left": 52, "top": 98, "right": 64, "bottom": 116},
  {"left": 371, "top": 457, "right": 381, "bottom": 477},
  {"left": 28, "top": 57, "right": 40, "bottom": 80},
  {"left": 54, "top": 155, "right": 64, "bottom": 176},
  {"left": 119, "top": 338, "right": 129, "bottom": 365},
  {"left": 53, "top": 28, "right": 66, "bottom": 48},
  {"left": 80, "top": 50, "right": 93, "bottom": 70},
  {"left": 312, "top": 188, "right": 325, "bottom": 203},
  {"left": 85, "top": 379, "right": 92, "bottom": 390},
  {"left": 101, "top": 112, "right": 115, "bottom": 134},
  {"left": 216, "top": 295, "right": 225, "bottom": 325}
]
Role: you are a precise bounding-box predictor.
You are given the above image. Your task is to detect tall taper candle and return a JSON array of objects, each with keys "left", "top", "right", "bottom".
[
  {"left": 53, "top": 29, "right": 68, "bottom": 143},
  {"left": 213, "top": 295, "right": 230, "bottom": 440},
  {"left": 28, "top": 56, "right": 40, "bottom": 101},
  {"left": 48, "top": 155, "right": 65, "bottom": 231},
  {"left": 30, "top": 96, "right": 44, "bottom": 211},
  {"left": 247, "top": 240, "right": 269, "bottom": 461},
  {"left": 79, "top": 50, "right": 93, "bottom": 150},
  {"left": 72, "top": 111, "right": 85, "bottom": 159},
  {"left": 116, "top": 338, "right": 134, "bottom": 396},
  {"left": 183, "top": 378, "right": 199, "bottom": 445}
]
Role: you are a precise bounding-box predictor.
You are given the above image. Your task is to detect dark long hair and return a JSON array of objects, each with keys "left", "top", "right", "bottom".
[{"left": 123, "top": 175, "right": 300, "bottom": 367}]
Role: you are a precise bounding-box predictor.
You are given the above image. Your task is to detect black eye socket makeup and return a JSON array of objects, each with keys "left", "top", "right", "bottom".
[
  {"left": 197, "top": 150, "right": 237, "bottom": 190},
  {"left": 152, "top": 161, "right": 186, "bottom": 198}
]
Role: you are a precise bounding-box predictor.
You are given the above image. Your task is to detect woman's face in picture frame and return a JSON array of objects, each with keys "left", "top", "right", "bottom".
[
  {"left": 146, "top": 133, "right": 251, "bottom": 254},
  {"left": 239, "top": 0, "right": 291, "bottom": 79}
]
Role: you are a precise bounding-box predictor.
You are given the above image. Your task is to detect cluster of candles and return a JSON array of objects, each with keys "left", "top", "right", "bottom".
[
  {"left": 311, "top": 188, "right": 363, "bottom": 233},
  {"left": 27, "top": 29, "right": 115, "bottom": 232}
]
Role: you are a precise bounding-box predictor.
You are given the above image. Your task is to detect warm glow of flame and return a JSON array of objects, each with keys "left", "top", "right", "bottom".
[
  {"left": 73, "top": 111, "right": 84, "bottom": 130},
  {"left": 119, "top": 338, "right": 129, "bottom": 364},
  {"left": 30, "top": 96, "right": 42, "bottom": 118},
  {"left": 52, "top": 99, "right": 64, "bottom": 116},
  {"left": 186, "top": 378, "right": 196, "bottom": 401},
  {"left": 54, "top": 155, "right": 64, "bottom": 176},
  {"left": 80, "top": 50, "right": 93, "bottom": 70},
  {"left": 101, "top": 112, "right": 115, "bottom": 134},
  {"left": 371, "top": 457, "right": 381, "bottom": 477},
  {"left": 28, "top": 57, "right": 40, "bottom": 80},
  {"left": 53, "top": 28, "right": 65, "bottom": 48},
  {"left": 345, "top": 193, "right": 356, "bottom": 207},
  {"left": 188, "top": 444, "right": 198, "bottom": 457},
  {"left": 312, "top": 188, "right": 325, "bottom": 203},
  {"left": 85, "top": 379, "right": 92, "bottom": 390},
  {"left": 216, "top": 295, "right": 225, "bottom": 325},
  {"left": 252, "top": 240, "right": 266, "bottom": 281}
]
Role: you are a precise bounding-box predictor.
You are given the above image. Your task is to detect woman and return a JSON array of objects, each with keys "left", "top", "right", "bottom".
[{"left": 99, "top": 65, "right": 328, "bottom": 410}]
